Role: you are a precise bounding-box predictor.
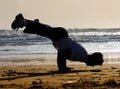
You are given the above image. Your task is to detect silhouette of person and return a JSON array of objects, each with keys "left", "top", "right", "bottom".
[{"left": 11, "top": 13, "right": 104, "bottom": 72}]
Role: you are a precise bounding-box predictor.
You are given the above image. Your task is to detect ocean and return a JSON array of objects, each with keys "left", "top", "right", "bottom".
[{"left": 0, "top": 28, "right": 120, "bottom": 56}]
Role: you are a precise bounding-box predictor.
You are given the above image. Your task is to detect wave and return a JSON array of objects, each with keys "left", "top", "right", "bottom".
[
  {"left": 69, "top": 31, "right": 120, "bottom": 36},
  {"left": 0, "top": 29, "right": 120, "bottom": 54},
  {"left": 0, "top": 29, "right": 120, "bottom": 45},
  {"left": 0, "top": 30, "right": 51, "bottom": 46}
]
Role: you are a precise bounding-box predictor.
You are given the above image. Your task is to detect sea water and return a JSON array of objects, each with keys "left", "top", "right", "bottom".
[{"left": 0, "top": 28, "right": 120, "bottom": 56}]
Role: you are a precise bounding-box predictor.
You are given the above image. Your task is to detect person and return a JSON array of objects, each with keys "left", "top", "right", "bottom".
[{"left": 11, "top": 13, "right": 104, "bottom": 72}]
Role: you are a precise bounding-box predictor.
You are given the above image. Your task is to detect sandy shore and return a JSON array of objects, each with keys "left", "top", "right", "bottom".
[
  {"left": 0, "top": 54, "right": 58, "bottom": 66},
  {"left": 0, "top": 52, "right": 120, "bottom": 65},
  {"left": 0, "top": 53, "right": 120, "bottom": 89}
]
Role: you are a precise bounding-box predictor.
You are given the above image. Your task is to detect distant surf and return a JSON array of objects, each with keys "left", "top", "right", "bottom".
[{"left": 0, "top": 28, "right": 120, "bottom": 55}]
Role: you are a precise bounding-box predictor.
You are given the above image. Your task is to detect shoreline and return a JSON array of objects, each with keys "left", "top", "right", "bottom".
[
  {"left": 0, "top": 54, "right": 57, "bottom": 65},
  {"left": 0, "top": 52, "right": 120, "bottom": 65},
  {"left": 0, "top": 53, "right": 120, "bottom": 88}
]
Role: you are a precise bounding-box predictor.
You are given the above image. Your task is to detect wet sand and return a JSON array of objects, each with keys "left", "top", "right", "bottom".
[{"left": 0, "top": 53, "right": 120, "bottom": 89}]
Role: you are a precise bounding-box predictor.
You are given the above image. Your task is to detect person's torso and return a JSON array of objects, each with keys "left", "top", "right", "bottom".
[{"left": 53, "top": 38, "right": 88, "bottom": 62}]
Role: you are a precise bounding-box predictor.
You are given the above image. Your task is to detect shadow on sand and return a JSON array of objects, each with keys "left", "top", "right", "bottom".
[{"left": 0, "top": 69, "right": 101, "bottom": 81}]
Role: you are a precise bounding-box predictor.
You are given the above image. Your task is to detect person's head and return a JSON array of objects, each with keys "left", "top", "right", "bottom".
[{"left": 85, "top": 52, "right": 104, "bottom": 66}]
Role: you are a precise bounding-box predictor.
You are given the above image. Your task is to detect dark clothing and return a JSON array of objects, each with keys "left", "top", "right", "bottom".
[
  {"left": 23, "top": 20, "right": 70, "bottom": 71},
  {"left": 23, "top": 20, "right": 69, "bottom": 41},
  {"left": 12, "top": 14, "right": 103, "bottom": 72}
]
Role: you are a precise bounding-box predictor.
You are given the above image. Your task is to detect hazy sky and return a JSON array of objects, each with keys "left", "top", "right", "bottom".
[{"left": 0, "top": 0, "right": 120, "bottom": 29}]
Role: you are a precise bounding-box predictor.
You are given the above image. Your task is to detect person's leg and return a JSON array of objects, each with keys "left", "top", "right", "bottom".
[
  {"left": 23, "top": 19, "right": 46, "bottom": 34},
  {"left": 11, "top": 14, "right": 69, "bottom": 41},
  {"left": 11, "top": 16, "right": 55, "bottom": 41},
  {"left": 57, "top": 49, "right": 71, "bottom": 72},
  {"left": 24, "top": 22, "right": 69, "bottom": 41}
]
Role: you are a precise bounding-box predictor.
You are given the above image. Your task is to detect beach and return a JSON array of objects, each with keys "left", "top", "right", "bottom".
[
  {"left": 0, "top": 53, "right": 120, "bottom": 89},
  {"left": 0, "top": 29, "right": 120, "bottom": 88}
]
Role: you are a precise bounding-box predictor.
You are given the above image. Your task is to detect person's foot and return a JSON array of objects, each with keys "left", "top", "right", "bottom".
[{"left": 11, "top": 13, "right": 27, "bottom": 30}]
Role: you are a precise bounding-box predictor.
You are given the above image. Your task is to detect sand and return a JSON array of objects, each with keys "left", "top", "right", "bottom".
[{"left": 0, "top": 53, "right": 120, "bottom": 89}]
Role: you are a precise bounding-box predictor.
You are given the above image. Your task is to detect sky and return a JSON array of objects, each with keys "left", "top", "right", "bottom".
[{"left": 0, "top": 0, "right": 120, "bottom": 29}]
